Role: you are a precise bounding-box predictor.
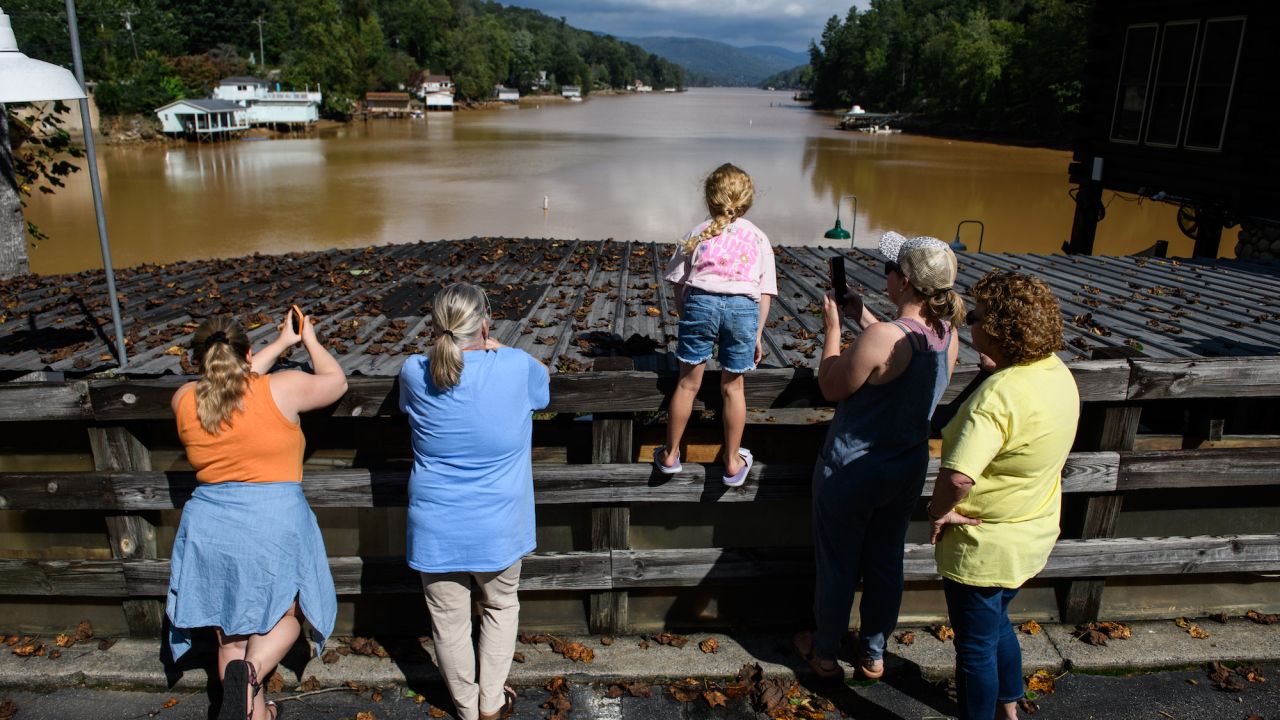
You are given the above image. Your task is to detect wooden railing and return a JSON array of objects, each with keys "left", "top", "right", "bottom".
[{"left": 2, "top": 356, "right": 1279, "bottom": 636}]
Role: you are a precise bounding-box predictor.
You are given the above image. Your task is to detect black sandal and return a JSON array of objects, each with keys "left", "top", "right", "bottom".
[
  {"left": 218, "top": 659, "right": 250, "bottom": 720},
  {"left": 245, "top": 661, "right": 284, "bottom": 720}
]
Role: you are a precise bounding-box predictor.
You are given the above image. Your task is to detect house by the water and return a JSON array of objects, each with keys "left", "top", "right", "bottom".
[
  {"left": 364, "top": 91, "right": 412, "bottom": 117},
  {"left": 413, "top": 72, "right": 455, "bottom": 111},
  {"left": 210, "top": 75, "right": 322, "bottom": 129},
  {"left": 494, "top": 85, "right": 520, "bottom": 103},
  {"left": 154, "top": 98, "right": 248, "bottom": 141},
  {"left": 561, "top": 85, "right": 582, "bottom": 99}
]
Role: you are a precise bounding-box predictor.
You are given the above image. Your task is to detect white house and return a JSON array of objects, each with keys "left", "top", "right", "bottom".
[
  {"left": 155, "top": 99, "right": 249, "bottom": 141},
  {"left": 210, "top": 76, "right": 322, "bottom": 127},
  {"left": 494, "top": 85, "right": 519, "bottom": 103},
  {"left": 413, "top": 72, "right": 455, "bottom": 111},
  {"left": 561, "top": 85, "right": 581, "bottom": 98}
]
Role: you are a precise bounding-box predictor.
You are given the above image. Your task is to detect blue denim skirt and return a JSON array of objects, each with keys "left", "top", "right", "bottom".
[
  {"left": 166, "top": 482, "right": 336, "bottom": 660},
  {"left": 676, "top": 290, "right": 759, "bottom": 372}
]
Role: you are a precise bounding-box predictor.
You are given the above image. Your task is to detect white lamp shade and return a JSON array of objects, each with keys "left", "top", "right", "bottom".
[{"left": 0, "top": 10, "right": 86, "bottom": 103}]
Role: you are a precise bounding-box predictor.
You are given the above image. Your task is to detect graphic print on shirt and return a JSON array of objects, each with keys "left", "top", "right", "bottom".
[{"left": 693, "top": 224, "right": 758, "bottom": 282}]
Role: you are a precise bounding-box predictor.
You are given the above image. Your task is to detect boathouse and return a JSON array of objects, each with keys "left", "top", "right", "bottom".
[
  {"left": 1067, "top": 0, "right": 1280, "bottom": 258},
  {"left": 364, "top": 91, "right": 412, "bottom": 117},
  {"left": 495, "top": 85, "right": 520, "bottom": 103},
  {"left": 413, "top": 72, "right": 455, "bottom": 111},
  {"left": 154, "top": 98, "right": 248, "bottom": 141},
  {"left": 0, "top": 238, "right": 1276, "bottom": 638},
  {"left": 561, "top": 85, "right": 582, "bottom": 98}
]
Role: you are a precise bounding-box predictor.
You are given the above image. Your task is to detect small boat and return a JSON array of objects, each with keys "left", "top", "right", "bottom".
[{"left": 663, "top": 87, "right": 677, "bottom": 93}]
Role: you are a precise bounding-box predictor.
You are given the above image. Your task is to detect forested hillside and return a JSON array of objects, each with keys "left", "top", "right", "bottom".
[
  {"left": 7, "top": 0, "right": 687, "bottom": 117},
  {"left": 807, "top": 0, "right": 1088, "bottom": 138}
]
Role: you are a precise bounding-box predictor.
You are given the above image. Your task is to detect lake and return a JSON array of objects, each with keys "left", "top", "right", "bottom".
[{"left": 25, "top": 87, "right": 1190, "bottom": 275}]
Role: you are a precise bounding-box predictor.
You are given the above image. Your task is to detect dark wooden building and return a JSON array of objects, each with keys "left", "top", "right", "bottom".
[{"left": 1067, "top": 1, "right": 1280, "bottom": 258}]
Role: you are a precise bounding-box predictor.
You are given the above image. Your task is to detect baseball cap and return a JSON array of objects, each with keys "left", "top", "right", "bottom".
[{"left": 879, "top": 231, "right": 957, "bottom": 295}]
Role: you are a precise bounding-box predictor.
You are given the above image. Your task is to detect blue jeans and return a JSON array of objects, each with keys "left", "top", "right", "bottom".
[
  {"left": 675, "top": 290, "right": 759, "bottom": 373},
  {"left": 943, "top": 579, "right": 1024, "bottom": 719}
]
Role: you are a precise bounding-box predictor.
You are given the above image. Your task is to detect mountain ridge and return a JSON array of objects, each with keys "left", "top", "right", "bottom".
[{"left": 621, "top": 35, "right": 807, "bottom": 86}]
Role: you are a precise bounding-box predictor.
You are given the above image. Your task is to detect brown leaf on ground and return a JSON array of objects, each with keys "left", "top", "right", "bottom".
[
  {"left": 542, "top": 676, "right": 572, "bottom": 720},
  {"left": 600, "top": 636, "right": 614, "bottom": 646},
  {"left": 48, "top": 650, "right": 61, "bottom": 659},
  {"left": 512, "top": 651, "right": 526, "bottom": 663},
  {"left": 895, "top": 630, "right": 915, "bottom": 645},
  {"left": 605, "top": 685, "right": 625, "bottom": 699},
  {"left": 1026, "top": 670, "right": 1056, "bottom": 696},
  {"left": 1211, "top": 612, "right": 1230, "bottom": 624},
  {"left": 345, "top": 680, "right": 368, "bottom": 693},
  {"left": 321, "top": 649, "right": 339, "bottom": 664},
  {"left": 161, "top": 697, "right": 179, "bottom": 709},
  {"left": 299, "top": 676, "right": 320, "bottom": 693},
  {"left": 0, "top": 699, "right": 15, "bottom": 720},
  {"left": 4, "top": 637, "right": 17, "bottom": 646},
  {"left": 97, "top": 638, "right": 117, "bottom": 652},
  {"left": 1018, "top": 620, "right": 1042, "bottom": 635},
  {"left": 355, "top": 712, "right": 375, "bottom": 720},
  {"left": 667, "top": 679, "right": 702, "bottom": 703},
  {"left": 1018, "top": 698, "right": 1039, "bottom": 714},
  {"left": 637, "top": 639, "right": 650, "bottom": 649},
  {"left": 518, "top": 632, "right": 552, "bottom": 645},
  {"left": 1175, "top": 617, "right": 1192, "bottom": 628},
  {"left": 335, "top": 646, "right": 351, "bottom": 656},
  {"left": 552, "top": 639, "right": 594, "bottom": 663},
  {"left": 1209, "top": 661, "right": 1247, "bottom": 692},
  {"left": 266, "top": 672, "right": 284, "bottom": 694},
  {"left": 75, "top": 621, "right": 93, "bottom": 642},
  {"left": 1246, "top": 610, "right": 1279, "bottom": 625},
  {"left": 54, "top": 634, "right": 75, "bottom": 648},
  {"left": 372, "top": 689, "right": 383, "bottom": 702},
  {"left": 12, "top": 640, "right": 44, "bottom": 657},
  {"left": 1074, "top": 621, "right": 1131, "bottom": 645},
  {"left": 703, "top": 690, "right": 727, "bottom": 708},
  {"left": 698, "top": 638, "right": 719, "bottom": 654},
  {"left": 428, "top": 705, "right": 446, "bottom": 718},
  {"left": 1096, "top": 621, "right": 1132, "bottom": 640},
  {"left": 653, "top": 632, "right": 689, "bottom": 648},
  {"left": 755, "top": 678, "right": 793, "bottom": 716},
  {"left": 1188, "top": 625, "right": 1210, "bottom": 639},
  {"left": 932, "top": 625, "right": 955, "bottom": 641}
]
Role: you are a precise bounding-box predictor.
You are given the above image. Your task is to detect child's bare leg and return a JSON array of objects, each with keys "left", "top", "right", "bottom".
[
  {"left": 664, "top": 362, "right": 705, "bottom": 465},
  {"left": 245, "top": 601, "right": 302, "bottom": 718},
  {"left": 215, "top": 629, "right": 248, "bottom": 680},
  {"left": 720, "top": 371, "right": 746, "bottom": 474}
]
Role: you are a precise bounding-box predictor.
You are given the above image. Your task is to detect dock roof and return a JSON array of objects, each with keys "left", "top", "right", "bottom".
[{"left": 1, "top": 239, "right": 1278, "bottom": 379}]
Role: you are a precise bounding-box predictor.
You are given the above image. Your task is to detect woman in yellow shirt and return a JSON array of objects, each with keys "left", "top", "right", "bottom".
[{"left": 926, "top": 271, "right": 1080, "bottom": 720}]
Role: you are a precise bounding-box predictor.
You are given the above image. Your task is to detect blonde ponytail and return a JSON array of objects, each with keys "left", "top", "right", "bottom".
[
  {"left": 191, "top": 317, "right": 253, "bottom": 434},
  {"left": 923, "top": 289, "right": 966, "bottom": 333},
  {"left": 428, "top": 283, "right": 489, "bottom": 391},
  {"left": 679, "top": 163, "right": 754, "bottom": 255}
]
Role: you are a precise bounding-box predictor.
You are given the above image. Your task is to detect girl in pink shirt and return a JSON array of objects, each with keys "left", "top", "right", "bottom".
[{"left": 655, "top": 163, "right": 778, "bottom": 487}]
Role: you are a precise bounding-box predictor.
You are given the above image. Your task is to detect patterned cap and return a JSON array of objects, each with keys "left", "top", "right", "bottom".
[{"left": 879, "top": 231, "right": 957, "bottom": 295}]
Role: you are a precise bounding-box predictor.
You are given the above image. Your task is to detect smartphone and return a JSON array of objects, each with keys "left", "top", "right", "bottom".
[
  {"left": 828, "top": 256, "right": 848, "bottom": 305},
  {"left": 290, "top": 305, "right": 304, "bottom": 334}
]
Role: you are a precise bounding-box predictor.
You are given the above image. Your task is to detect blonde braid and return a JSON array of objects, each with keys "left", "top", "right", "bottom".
[{"left": 679, "top": 163, "right": 754, "bottom": 255}]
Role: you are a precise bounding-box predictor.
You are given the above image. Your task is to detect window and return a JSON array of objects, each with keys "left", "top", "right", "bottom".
[
  {"left": 1144, "top": 21, "right": 1199, "bottom": 147},
  {"left": 1184, "top": 17, "right": 1246, "bottom": 151},
  {"left": 1110, "top": 24, "right": 1158, "bottom": 143}
]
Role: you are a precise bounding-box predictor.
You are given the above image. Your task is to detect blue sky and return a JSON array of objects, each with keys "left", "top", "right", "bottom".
[{"left": 500, "top": 1, "right": 870, "bottom": 52}]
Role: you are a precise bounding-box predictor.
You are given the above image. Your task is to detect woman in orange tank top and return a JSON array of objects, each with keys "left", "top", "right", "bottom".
[{"left": 168, "top": 311, "right": 347, "bottom": 720}]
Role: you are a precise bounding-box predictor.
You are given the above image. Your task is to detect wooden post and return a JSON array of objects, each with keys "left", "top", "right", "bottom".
[
  {"left": 1065, "top": 178, "right": 1104, "bottom": 255},
  {"left": 588, "top": 359, "right": 633, "bottom": 634},
  {"left": 1060, "top": 347, "right": 1142, "bottom": 624},
  {"left": 1192, "top": 208, "right": 1224, "bottom": 259},
  {"left": 88, "top": 424, "right": 164, "bottom": 637}
]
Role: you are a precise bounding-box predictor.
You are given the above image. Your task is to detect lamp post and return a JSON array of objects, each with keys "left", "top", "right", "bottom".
[
  {"left": 0, "top": 4, "right": 128, "bottom": 368},
  {"left": 823, "top": 194, "right": 858, "bottom": 247},
  {"left": 951, "top": 219, "right": 985, "bottom": 253}
]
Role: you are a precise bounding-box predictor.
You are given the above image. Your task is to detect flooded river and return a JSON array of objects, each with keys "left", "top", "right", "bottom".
[{"left": 26, "top": 88, "right": 1189, "bottom": 275}]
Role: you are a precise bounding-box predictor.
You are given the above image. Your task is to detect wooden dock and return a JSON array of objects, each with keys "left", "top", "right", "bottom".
[{"left": 1, "top": 238, "right": 1279, "bottom": 379}]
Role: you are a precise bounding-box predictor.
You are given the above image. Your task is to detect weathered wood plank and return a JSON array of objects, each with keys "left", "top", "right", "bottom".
[
  {"left": 1128, "top": 357, "right": 1280, "bottom": 400},
  {"left": 0, "top": 454, "right": 1121, "bottom": 510},
  {"left": 0, "top": 559, "right": 129, "bottom": 595},
  {"left": 589, "top": 412, "right": 632, "bottom": 634},
  {"left": 110, "top": 552, "right": 614, "bottom": 597},
  {"left": 1118, "top": 447, "right": 1280, "bottom": 489},
  {"left": 0, "top": 381, "right": 90, "bottom": 421}
]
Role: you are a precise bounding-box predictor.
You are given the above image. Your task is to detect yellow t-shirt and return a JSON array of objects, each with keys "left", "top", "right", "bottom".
[{"left": 935, "top": 354, "right": 1080, "bottom": 588}]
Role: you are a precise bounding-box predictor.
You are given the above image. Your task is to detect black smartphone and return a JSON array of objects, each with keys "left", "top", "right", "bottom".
[
  {"left": 290, "top": 305, "right": 303, "bottom": 334},
  {"left": 828, "top": 256, "right": 847, "bottom": 305}
]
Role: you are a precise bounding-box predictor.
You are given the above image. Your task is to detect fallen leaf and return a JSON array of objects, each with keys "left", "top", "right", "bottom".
[
  {"left": 355, "top": 712, "right": 375, "bottom": 720},
  {"left": 266, "top": 671, "right": 284, "bottom": 694},
  {"left": 55, "top": 634, "right": 75, "bottom": 648},
  {"left": 552, "top": 639, "right": 594, "bottom": 663},
  {"left": 653, "top": 631, "right": 689, "bottom": 648},
  {"left": 321, "top": 649, "right": 339, "bottom": 664},
  {"left": 637, "top": 639, "right": 650, "bottom": 649},
  {"left": 98, "top": 638, "right": 117, "bottom": 651},
  {"left": 372, "top": 689, "right": 383, "bottom": 702},
  {"left": 895, "top": 630, "right": 915, "bottom": 645},
  {"left": 932, "top": 625, "right": 955, "bottom": 641},
  {"left": 668, "top": 679, "right": 702, "bottom": 703},
  {"left": 600, "top": 636, "right": 614, "bottom": 646},
  {"left": 645, "top": 307, "right": 661, "bottom": 316},
  {"left": 1026, "top": 670, "right": 1056, "bottom": 696},
  {"left": 703, "top": 690, "right": 727, "bottom": 708},
  {"left": 164, "top": 345, "right": 184, "bottom": 356},
  {"left": 48, "top": 650, "right": 61, "bottom": 659},
  {"left": 0, "top": 699, "right": 14, "bottom": 720},
  {"left": 698, "top": 638, "right": 719, "bottom": 654},
  {"left": 161, "top": 697, "right": 179, "bottom": 709},
  {"left": 512, "top": 651, "right": 526, "bottom": 663},
  {"left": 1188, "top": 625, "right": 1210, "bottom": 639},
  {"left": 1174, "top": 617, "right": 1192, "bottom": 628},
  {"left": 1018, "top": 620, "right": 1042, "bottom": 635},
  {"left": 1246, "top": 610, "right": 1279, "bottom": 625},
  {"left": 428, "top": 705, "right": 446, "bottom": 717}
]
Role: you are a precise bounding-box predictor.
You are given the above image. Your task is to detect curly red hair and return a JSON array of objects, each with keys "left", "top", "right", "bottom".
[{"left": 971, "top": 270, "right": 1063, "bottom": 365}]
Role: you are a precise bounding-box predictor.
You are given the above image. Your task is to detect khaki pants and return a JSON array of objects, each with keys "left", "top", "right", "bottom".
[{"left": 420, "top": 560, "right": 521, "bottom": 720}]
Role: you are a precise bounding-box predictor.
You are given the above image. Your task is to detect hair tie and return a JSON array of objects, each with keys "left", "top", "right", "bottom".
[
  {"left": 206, "top": 331, "right": 228, "bottom": 344},
  {"left": 440, "top": 329, "right": 454, "bottom": 338}
]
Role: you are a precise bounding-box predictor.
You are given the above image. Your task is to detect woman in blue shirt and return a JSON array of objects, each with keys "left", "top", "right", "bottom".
[{"left": 399, "top": 283, "right": 550, "bottom": 720}]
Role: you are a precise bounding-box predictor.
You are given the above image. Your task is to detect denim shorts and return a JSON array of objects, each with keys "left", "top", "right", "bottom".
[{"left": 676, "top": 290, "right": 759, "bottom": 373}]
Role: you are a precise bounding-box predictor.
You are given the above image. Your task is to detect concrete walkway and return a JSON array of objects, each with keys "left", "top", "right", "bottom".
[{"left": 2, "top": 619, "right": 1278, "bottom": 691}]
